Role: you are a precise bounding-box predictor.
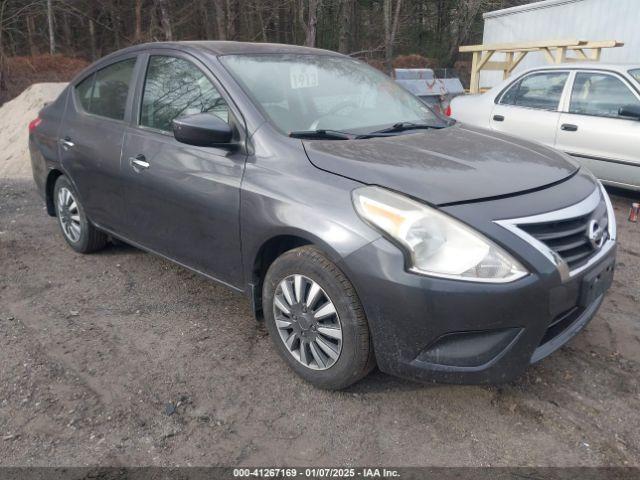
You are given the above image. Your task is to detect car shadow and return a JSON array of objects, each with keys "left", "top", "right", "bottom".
[
  {"left": 606, "top": 186, "right": 639, "bottom": 201},
  {"left": 100, "top": 238, "right": 142, "bottom": 256}
]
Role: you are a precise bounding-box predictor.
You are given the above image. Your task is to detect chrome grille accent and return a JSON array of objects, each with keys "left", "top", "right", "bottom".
[
  {"left": 518, "top": 200, "right": 608, "bottom": 270},
  {"left": 495, "top": 184, "right": 616, "bottom": 282}
]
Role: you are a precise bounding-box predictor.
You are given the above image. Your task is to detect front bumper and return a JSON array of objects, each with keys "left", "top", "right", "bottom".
[
  {"left": 340, "top": 236, "right": 616, "bottom": 384},
  {"left": 339, "top": 171, "right": 618, "bottom": 385}
]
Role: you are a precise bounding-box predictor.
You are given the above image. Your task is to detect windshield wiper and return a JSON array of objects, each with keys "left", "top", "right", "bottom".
[
  {"left": 289, "top": 129, "right": 354, "bottom": 140},
  {"left": 356, "top": 122, "right": 445, "bottom": 139}
]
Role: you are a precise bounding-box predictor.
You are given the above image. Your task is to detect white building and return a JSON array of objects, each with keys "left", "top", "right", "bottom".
[{"left": 480, "top": 0, "right": 640, "bottom": 87}]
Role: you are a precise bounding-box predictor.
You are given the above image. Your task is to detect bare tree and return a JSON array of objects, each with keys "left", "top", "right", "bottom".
[
  {"left": 445, "top": 0, "right": 500, "bottom": 65},
  {"left": 213, "top": 0, "right": 226, "bottom": 40},
  {"left": 225, "top": 0, "right": 235, "bottom": 39},
  {"left": 383, "top": 0, "right": 402, "bottom": 73},
  {"left": 26, "top": 15, "right": 38, "bottom": 56},
  {"left": 134, "top": 0, "right": 143, "bottom": 42},
  {"left": 298, "top": 0, "right": 321, "bottom": 47},
  {"left": 155, "top": 0, "right": 173, "bottom": 41},
  {"left": 46, "top": 0, "right": 55, "bottom": 54},
  {"left": 338, "top": 0, "right": 353, "bottom": 53}
]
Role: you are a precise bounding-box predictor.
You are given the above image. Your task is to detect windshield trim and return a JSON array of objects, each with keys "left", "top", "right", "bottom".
[{"left": 219, "top": 53, "right": 447, "bottom": 138}]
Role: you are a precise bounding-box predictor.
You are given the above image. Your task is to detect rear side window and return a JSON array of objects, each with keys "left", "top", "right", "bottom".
[
  {"left": 75, "top": 74, "right": 94, "bottom": 112},
  {"left": 499, "top": 72, "right": 569, "bottom": 111},
  {"left": 74, "top": 58, "right": 136, "bottom": 121},
  {"left": 140, "top": 56, "right": 229, "bottom": 132},
  {"left": 570, "top": 72, "right": 640, "bottom": 118}
]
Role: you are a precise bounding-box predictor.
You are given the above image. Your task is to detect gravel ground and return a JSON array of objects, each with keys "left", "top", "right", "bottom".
[{"left": 1, "top": 178, "right": 639, "bottom": 467}]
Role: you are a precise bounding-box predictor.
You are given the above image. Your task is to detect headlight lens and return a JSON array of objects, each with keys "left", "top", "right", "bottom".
[{"left": 352, "top": 186, "right": 527, "bottom": 282}]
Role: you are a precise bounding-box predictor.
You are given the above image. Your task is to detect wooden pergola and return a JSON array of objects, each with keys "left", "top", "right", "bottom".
[{"left": 460, "top": 39, "right": 625, "bottom": 94}]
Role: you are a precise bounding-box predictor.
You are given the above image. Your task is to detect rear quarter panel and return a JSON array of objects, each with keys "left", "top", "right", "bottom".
[{"left": 29, "top": 87, "right": 69, "bottom": 198}]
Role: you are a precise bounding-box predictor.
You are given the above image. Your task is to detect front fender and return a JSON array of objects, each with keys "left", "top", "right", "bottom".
[{"left": 240, "top": 161, "right": 380, "bottom": 289}]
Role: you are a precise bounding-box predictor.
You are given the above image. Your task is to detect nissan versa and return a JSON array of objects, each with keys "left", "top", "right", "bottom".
[{"left": 29, "top": 42, "right": 617, "bottom": 389}]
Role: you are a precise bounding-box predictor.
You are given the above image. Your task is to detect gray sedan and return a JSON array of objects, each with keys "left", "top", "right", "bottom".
[{"left": 29, "top": 42, "right": 616, "bottom": 389}]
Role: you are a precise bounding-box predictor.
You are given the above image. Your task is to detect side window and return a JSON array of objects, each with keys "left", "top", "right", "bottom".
[
  {"left": 74, "top": 58, "right": 136, "bottom": 120},
  {"left": 140, "top": 56, "right": 229, "bottom": 132},
  {"left": 75, "top": 73, "right": 95, "bottom": 112},
  {"left": 499, "top": 72, "right": 568, "bottom": 111},
  {"left": 570, "top": 72, "right": 640, "bottom": 118}
]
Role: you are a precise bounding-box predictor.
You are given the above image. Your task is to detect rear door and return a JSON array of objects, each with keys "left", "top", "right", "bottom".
[
  {"left": 490, "top": 70, "right": 570, "bottom": 146},
  {"left": 118, "top": 52, "right": 246, "bottom": 287},
  {"left": 555, "top": 70, "right": 640, "bottom": 187},
  {"left": 60, "top": 56, "right": 139, "bottom": 231}
]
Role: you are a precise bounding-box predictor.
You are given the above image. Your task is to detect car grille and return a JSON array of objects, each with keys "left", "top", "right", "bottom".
[{"left": 517, "top": 196, "right": 609, "bottom": 271}]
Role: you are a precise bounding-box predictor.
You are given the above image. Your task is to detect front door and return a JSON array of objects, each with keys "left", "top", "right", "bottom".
[
  {"left": 119, "top": 53, "right": 246, "bottom": 287},
  {"left": 555, "top": 71, "right": 640, "bottom": 187},
  {"left": 59, "top": 56, "right": 138, "bottom": 231},
  {"left": 490, "top": 70, "right": 570, "bottom": 147}
]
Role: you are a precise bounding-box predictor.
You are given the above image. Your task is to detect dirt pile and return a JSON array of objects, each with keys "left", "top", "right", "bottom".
[{"left": 0, "top": 83, "right": 67, "bottom": 179}]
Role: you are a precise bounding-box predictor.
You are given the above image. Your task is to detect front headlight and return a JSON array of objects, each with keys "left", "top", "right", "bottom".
[{"left": 352, "top": 186, "right": 527, "bottom": 283}]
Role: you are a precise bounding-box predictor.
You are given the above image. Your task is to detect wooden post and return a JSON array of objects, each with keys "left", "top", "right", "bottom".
[
  {"left": 556, "top": 46, "right": 567, "bottom": 64},
  {"left": 470, "top": 51, "right": 480, "bottom": 94},
  {"left": 503, "top": 52, "right": 513, "bottom": 79}
]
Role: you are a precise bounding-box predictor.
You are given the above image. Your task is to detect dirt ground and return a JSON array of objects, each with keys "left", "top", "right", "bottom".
[{"left": 1, "top": 178, "right": 639, "bottom": 467}]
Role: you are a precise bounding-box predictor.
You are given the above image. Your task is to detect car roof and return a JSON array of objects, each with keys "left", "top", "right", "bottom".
[
  {"left": 522, "top": 63, "right": 640, "bottom": 74},
  {"left": 69, "top": 41, "right": 345, "bottom": 89},
  {"left": 109, "top": 40, "right": 342, "bottom": 57}
]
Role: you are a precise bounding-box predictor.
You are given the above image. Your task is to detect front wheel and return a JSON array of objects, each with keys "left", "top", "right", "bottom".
[
  {"left": 53, "top": 175, "right": 108, "bottom": 253},
  {"left": 263, "top": 246, "right": 375, "bottom": 390}
]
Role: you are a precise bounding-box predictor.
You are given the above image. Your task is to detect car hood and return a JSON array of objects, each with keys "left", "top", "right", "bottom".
[{"left": 303, "top": 124, "right": 578, "bottom": 206}]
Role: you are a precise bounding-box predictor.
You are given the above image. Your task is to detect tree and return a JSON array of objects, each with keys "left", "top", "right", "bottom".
[
  {"left": 338, "top": 0, "right": 353, "bottom": 54},
  {"left": 383, "top": 0, "right": 402, "bottom": 73},
  {"left": 0, "top": 0, "right": 533, "bottom": 94},
  {"left": 299, "top": 0, "right": 321, "bottom": 47},
  {"left": 155, "top": 0, "right": 172, "bottom": 41},
  {"left": 134, "top": 0, "right": 143, "bottom": 43},
  {"left": 46, "top": 0, "right": 55, "bottom": 54}
]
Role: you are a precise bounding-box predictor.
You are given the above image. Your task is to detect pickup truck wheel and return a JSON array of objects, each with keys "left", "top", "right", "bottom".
[
  {"left": 53, "top": 176, "right": 107, "bottom": 253},
  {"left": 263, "top": 246, "right": 375, "bottom": 390}
]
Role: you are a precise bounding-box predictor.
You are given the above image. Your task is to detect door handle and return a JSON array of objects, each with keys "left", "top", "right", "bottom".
[
  {"left": 493, "top": 114, "right": 505, "bottom": 122},
  {"left": 129, "top": 155, "right": 150, "bottom": 171},
  {"left": 59, "top": 137, "right": 75, "bottom": 151},
  {"left": 561, "top": 124, "right": 578, "bottom": 132}
]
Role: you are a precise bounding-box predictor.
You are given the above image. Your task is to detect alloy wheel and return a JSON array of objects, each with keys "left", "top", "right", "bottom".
[
  {"left": 273, "top": 274, "right": 343, "bottom": 370},
  {"left": 57, "top": 187, "right": 82, "bottom": 243}
]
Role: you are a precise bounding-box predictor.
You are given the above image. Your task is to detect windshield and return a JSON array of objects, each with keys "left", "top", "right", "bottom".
[
  {"left": 221, "top": 54, "right": 445, "bottom": 134},
  {"left": 629, "top": 69, "right": 640, "bottom": 84}
]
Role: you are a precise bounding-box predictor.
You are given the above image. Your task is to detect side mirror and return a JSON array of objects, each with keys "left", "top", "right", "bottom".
[
  {"left": 618, "top": 104, "right": 640, "bottom": 120},
  {"left": 172, "top": 113, "right": 234, "bottom": 147}
]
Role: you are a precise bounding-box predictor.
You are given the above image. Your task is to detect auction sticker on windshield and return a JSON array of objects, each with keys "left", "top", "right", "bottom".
[{"left": 290, "top": 64, "right": 319, "bottom": 89}]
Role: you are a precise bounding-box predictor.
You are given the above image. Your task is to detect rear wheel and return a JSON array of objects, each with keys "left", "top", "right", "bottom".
[
  {"left": 263, "top": 246, "right": 375, "bottom": 390},
  {"left": 53, "top": 176, "right": 107, "bottom": 253}
]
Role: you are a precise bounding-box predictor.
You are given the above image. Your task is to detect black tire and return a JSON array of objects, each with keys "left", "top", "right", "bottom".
[
  {"left": 263, "top": 246, "right": 375, "bottom": 390},
  {"left": 53, "top": 175, "right": 108, "bottom": 253}
]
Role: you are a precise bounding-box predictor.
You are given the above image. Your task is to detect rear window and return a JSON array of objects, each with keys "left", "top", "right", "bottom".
[
  {"left": 75, "top": 74, "right": 94, "bottom": 112},
  {"left": 74, "top": 58, "right": 136, "bottom": 121}
]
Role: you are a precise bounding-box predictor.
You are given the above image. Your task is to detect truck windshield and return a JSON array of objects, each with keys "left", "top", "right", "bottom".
[{"left": 221, "top": 54, "right": 446, "bottom": 135}]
